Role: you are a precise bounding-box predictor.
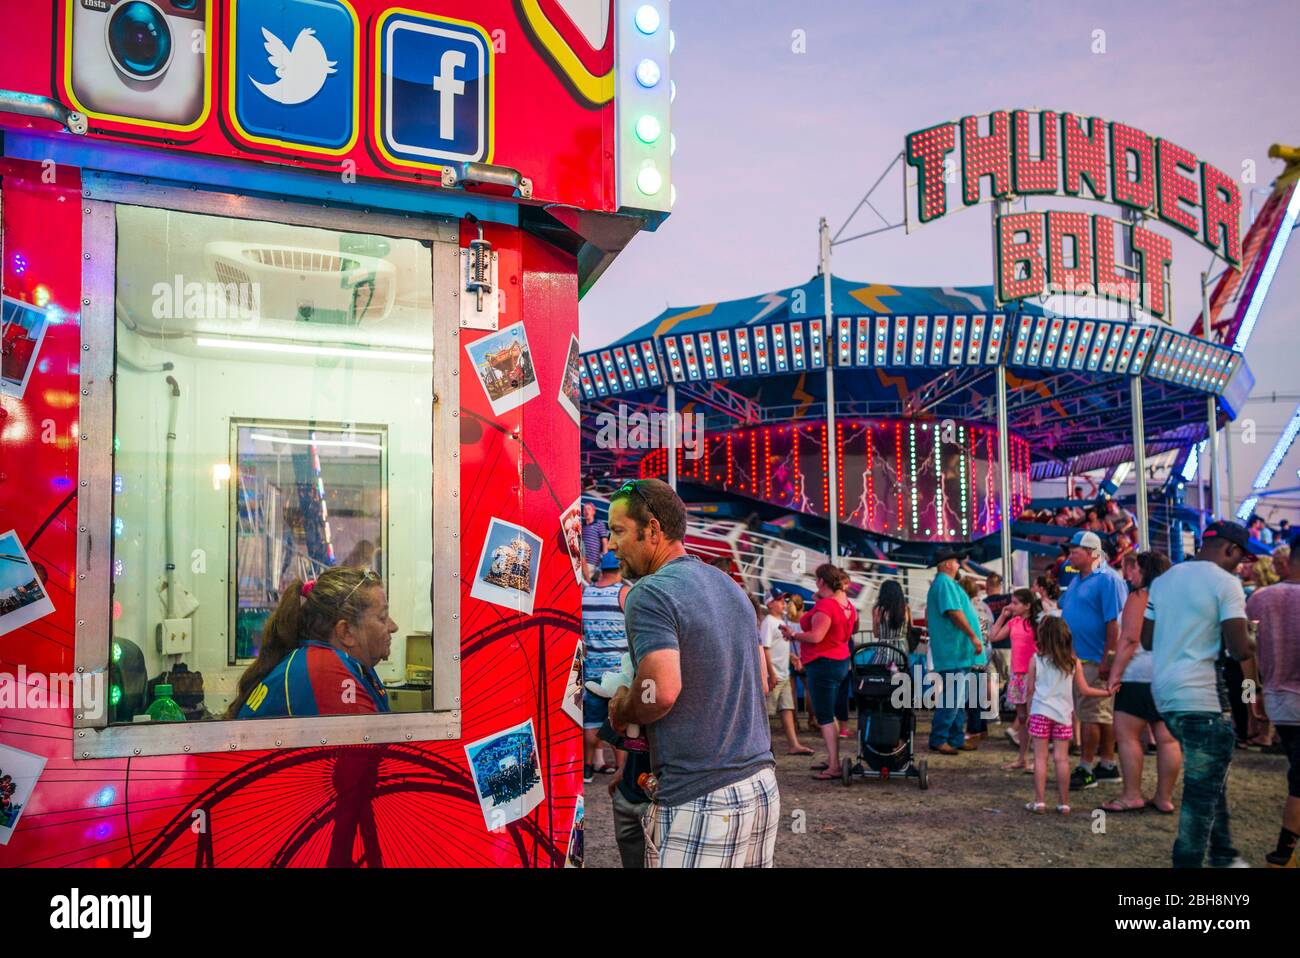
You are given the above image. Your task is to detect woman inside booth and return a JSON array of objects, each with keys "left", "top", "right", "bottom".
[{"left": 227, "top": 567, "right": 395, "bottom": 719}]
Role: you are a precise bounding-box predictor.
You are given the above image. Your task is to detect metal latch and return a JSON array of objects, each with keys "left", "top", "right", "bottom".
[
  {"left": 460, "top": 214, "right": 499, "bottom": 331},
  {"left": 0, "top": 90, "right": 87, "bottom": 135},
  {"left": 442, "top": 161, "right": 532, "bottom": 199}
]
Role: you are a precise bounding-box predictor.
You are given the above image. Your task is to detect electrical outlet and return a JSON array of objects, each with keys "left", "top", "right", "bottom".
[{"left": 156, "top": 618, "right": 193, "bottom": 656}]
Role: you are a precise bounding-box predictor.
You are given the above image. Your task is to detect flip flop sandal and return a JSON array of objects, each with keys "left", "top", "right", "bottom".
[
  {"left": 809, "top": 762, "right": 829, "bottom": 771},
  {"left": 787, "top": 747, "right": 815, "bottom": 756},
  {"left": 1024, "top": 802, "right": 1046, "bottom": 814},
  {"left": 811, "top": 769, "right": 839, "bottom": 780},
  {"left": 1144, "top": 799, "right": 1175, "bottom": 815},
  {"left": 1099, "top": 800, "right": 1145, "bottom": 813},
  {"left": 1056, "top": 805, "right": 1072, "bottom": 815}
]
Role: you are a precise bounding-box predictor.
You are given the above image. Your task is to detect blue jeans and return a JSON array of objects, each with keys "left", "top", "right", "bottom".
[
  {"left": 929, "top": 668, "right": 969, "bottom": 749},
  {"left": 805, "top": 657, "right": 850, "bottom": 726},
  {"left": 1162, "top": 712, "right": 1239, "bottom": 868}
]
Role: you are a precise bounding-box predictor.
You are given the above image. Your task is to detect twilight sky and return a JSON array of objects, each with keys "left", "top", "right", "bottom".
[{"left": 579, "top": 0, "right": 1300, "bottom": 521}]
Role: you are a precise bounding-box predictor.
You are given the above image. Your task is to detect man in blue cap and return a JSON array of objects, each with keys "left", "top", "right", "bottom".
[{"left": 1059, "top": 530, "right": 1127, "bottom": 789}]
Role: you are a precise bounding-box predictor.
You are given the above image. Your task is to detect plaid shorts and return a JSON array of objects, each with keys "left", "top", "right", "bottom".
[{"left": 644, "top": 767, "right": 780, "bottom": 868}]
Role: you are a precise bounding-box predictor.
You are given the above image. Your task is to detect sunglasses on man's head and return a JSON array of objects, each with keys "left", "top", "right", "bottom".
[{"left": 616, "top": 479, "right": 661, "bottom": 526}]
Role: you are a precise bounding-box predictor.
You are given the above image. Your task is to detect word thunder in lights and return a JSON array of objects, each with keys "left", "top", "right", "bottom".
[{"left": 907, "top": 110, "right": 1243, "bottom": 316}]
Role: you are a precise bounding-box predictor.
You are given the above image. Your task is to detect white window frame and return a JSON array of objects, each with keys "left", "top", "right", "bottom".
[{"left": 73, "top": 174, "right": 461, "bottom": 759}]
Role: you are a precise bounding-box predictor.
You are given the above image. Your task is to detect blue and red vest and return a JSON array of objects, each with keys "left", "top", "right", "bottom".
[{"left": 238, "top": 641, "right": 391, "bottom": 718}]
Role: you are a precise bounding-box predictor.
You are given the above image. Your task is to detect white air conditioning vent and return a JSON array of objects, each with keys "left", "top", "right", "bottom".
[{"left": 204, "top": 241, "right": 397, "bottom": 325}]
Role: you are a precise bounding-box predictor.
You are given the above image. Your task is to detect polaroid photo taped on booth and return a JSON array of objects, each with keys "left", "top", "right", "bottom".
[
  {"left": 0, "top": 530, "right": 55, "bottom": 640},
  {"left": 0, "top": 743, "right": 48, "bottom": 845},
  {"left": 469, "top": 518, "right": 543, "bottom": 616},
  {"left": 1, "top": 298, "right": 52, "bottom": 401},
  {"left": 558, "top": 333, "right": 582, "bottom": 427},
  {"left": 464, "top": 321, "right": 540, "bottom": 416},
  {"left": 463, "top": 718, "right": 545, "bottom": 830}
]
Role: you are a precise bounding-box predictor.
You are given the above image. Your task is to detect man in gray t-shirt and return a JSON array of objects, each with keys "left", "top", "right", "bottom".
[{"left": 607, "top": 478, "right": 778, "bottom": 868}]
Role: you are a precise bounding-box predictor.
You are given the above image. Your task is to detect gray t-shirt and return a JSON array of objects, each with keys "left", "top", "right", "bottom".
[{"left": 624, "top": 554, "right": 774, "bottom": 805}]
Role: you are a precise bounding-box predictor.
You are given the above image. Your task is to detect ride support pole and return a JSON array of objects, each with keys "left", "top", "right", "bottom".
[
  {"left": 667, "top": 383, "right": 677, "bottom": 491},
  {"left": 821, "top": 217, "right": 839, "bottom": 560},
  {"left": 1131, "top": 376, "right": 1150, "bottom": 550}
]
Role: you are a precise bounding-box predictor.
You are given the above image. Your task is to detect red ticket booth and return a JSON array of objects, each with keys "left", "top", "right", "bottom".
[{"left": 0, "top": 0, "right": 670, "bottom": 867}]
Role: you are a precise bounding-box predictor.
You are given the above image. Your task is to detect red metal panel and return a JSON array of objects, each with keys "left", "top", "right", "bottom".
[{"left": 0, "top": 162, "right": 582, "bottom": 867}]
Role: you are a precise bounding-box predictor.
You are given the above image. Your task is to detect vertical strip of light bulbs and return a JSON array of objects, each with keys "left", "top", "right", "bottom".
[
  {"left": 909, "top": 422, "right": 920, "bottom": 535},
  {"left": 865, "top": 424, "right": 874, "bottom": 525},
  {"left": 986, "top": 430, "right": 995, "bottom": 535},
  {"left": 932, "top": 424, "right": 944, "bottom": 538},
  {"left": 793, "top": 426, "right": 801, "bottom": 504},
  {"left": 821, "top": 423, "right": 830, "bottom": 515},
  {"left": 895, "top": 423, "right": 904, "bottom": 531},
  {"left": 958, "top": 425, "right": 970, "bottom": 539},
  {"left": 836, "top": 422, "right": 845, "bottom": 520},
  {"left": 615, "top": 3, "right": 673, "bottom": 213},
  {"left": 764, "top": 427, "right": 773, "bottom": 499}
]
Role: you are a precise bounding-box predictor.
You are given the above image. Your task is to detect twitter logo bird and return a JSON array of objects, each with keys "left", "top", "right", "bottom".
[{"left": 250, "top": 26, "right": 337, "bottom": 105}]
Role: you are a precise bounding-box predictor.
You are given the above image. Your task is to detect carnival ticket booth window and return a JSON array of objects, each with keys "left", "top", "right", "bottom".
[{"left": 74, "top": 188, "right": 460, "bottom": 758}]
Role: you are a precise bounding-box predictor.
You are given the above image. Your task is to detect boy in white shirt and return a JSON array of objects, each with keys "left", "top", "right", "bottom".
[{"left": 761, "top": 590, "right": 813, "bottom": 756}]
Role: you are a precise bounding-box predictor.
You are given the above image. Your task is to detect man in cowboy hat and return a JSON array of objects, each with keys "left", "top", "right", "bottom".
[{"left": 925, "top": 546, "right": 984, "bottom": 755}]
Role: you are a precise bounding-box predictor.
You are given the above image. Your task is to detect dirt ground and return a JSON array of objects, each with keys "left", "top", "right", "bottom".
[{"left": 582, "top": 713, "right": 1291, "bottom": 868}]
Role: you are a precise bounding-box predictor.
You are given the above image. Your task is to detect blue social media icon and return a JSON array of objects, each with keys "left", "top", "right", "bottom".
[
  {"left": 234, "top": 0, "right": 356, "bottom": 152},
  {"left": 379, "top": 11, "right": 491, "bottom": 166}
]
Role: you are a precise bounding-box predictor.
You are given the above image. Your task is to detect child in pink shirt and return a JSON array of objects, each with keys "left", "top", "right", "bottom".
[{"left": 991, "top": 588, "right": 1041, "bottom": 771}]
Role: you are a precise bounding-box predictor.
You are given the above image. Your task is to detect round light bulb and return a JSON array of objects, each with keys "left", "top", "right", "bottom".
[
  {"left": 637, "top": 165, "right": 663, "bottom": 196},
  {"left": 670, "top": 132, "right": 677, "bottom": 156},
  {"left": 670, "top": 80, "right": 677, "bottom": 103},
  {"left": 634, "top": 5, "right": 660, "bottom": 34},
  {"left": 669, "top": 29, "right": 676, "bottom": 53},
  {"left": 635, "top": 114, "right": 661, "bottom": 143},
  {"left": 635, "top": 58, "right": 661, "bottom": 87}
]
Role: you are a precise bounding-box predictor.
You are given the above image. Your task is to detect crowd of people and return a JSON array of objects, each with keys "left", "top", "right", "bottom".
[{"left": 579, "top": 482, "right": 1298, "bottom": 869}]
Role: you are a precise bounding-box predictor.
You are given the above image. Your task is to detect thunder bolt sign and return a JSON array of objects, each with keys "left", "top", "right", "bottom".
[
  {"left": 375, "top": 10, "right": 493, "bottom": 171},
  {"left": 904, "top": 110, "right": 1243, "bottom": 319}
]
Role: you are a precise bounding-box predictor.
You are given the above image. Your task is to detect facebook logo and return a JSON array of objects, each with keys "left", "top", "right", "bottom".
[{"left": 378, "top": 11, "right": 492, "bottom": 167}]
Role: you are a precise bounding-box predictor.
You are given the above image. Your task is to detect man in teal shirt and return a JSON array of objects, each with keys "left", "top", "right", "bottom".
[{"left": 926, "top": 548, "right": 984, "bottom": 754}]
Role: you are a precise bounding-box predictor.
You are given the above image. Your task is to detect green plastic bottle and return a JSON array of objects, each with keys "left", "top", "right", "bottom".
[{"left": 147, "top": 684, "right": 186, "bottom": 723}]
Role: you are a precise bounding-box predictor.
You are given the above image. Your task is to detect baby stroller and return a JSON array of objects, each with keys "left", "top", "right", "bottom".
[{"left": 841, "top": 641, "right": 928, "bottom": 789}]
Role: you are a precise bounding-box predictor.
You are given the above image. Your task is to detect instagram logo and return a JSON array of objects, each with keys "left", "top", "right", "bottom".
[{"left": 68, "top": 0, "right": 209, "bottom": 128}]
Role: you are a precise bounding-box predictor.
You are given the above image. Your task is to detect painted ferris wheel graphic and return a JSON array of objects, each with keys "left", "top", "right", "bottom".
[{"left": 121, "top": 601, "right": 580, "bottom": 868}]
